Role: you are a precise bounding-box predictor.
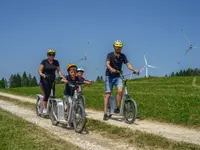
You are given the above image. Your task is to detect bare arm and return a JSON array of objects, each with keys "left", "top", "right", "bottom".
[
  {"left": 56, "top": 66, "right": 65, "bottom": 79},
  {"left": 38, "top": 64, "right": 45, "bottom": 78},
  {"left": 61, "top": 78, "right": 68, "bottom": 84},
  {"left": 126, "top": 62, "right": 138, "bottom": 73},
  {"left": 83, "top": 80, "right": 92, "bottom": 85},
  {"left": 106, "top": 60, "right": 116, "bottom": 73}
]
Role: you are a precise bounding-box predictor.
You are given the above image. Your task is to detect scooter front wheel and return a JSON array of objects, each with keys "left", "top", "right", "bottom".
[
  {"left": 78, "top": 95, "right": 86, "bottom": 108},
  {"left": 50, "top": 100, "right": 59, "bottom": 126},
  {"left": 73, "top": 103, "right": 86, "bottom": 133},
  {"left": 123, "top": 99, "right": 137, "bottom": 124}
]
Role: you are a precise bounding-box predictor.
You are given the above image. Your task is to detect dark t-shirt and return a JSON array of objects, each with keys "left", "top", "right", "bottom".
[
  {"left": 80, "top": 76, "right": 85, "bottom": 81},
  {"left": 40, "top": 59, "right": 59, "bottom": 81},
  {"left": 64, "top": 75, "right": 84, "bottom": 96},
  {"left": 105, "top": 52, "right": 129, "bottom": 77}
]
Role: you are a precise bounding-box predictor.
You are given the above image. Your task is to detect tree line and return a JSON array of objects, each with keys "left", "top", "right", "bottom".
[
  {"left": 96, "top": 76, "right": 104, "bottom": 82},
  {"left": 0, "top": 72, "right": 38, "bottom": 88},
  {"left": 168, "top": 68, "right": 200, "bottom": 77}
]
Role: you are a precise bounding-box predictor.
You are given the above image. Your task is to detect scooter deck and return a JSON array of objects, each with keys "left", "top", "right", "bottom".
[{"left": 58, "top": 120, "right": 68, "bottom": 124}]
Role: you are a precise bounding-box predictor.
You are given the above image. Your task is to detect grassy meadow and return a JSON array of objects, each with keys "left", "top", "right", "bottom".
[
  {"left": 1, "top": 76, "right": 200, "bottom": 127},
  {"left": 0, "top": 108, "right": 81, "bottom": 150}
]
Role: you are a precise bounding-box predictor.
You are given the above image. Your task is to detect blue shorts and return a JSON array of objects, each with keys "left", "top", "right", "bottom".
[{"left": 105, "top": 76, "right": 123, "bottom": 93}]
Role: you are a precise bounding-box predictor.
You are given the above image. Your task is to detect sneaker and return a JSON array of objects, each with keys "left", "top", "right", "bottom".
[
  {"left": 103, "top": 114, "right": 109, "bottom": 120},
  {"left": 114, "top": 107, "right": 120, "bottom": 113},
  {"left": 43, "top": 109, "right": 47, "bottom": 115}
]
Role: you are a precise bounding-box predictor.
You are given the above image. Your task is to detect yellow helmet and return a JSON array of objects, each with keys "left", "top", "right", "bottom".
[
  {"left": 113, "top": 40, "right": 123, "bottom": 48},
  {"left": 67, "top": 63, "right": 77, "bottom": 71},
  {"left": 47, "top": 49, "right": 56, "bottom": 55}
]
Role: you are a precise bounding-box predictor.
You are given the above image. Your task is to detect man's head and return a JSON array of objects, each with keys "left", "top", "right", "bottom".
[
  {"left": 77, "top": 66, "right": 84, "bottom": 77},
  {"left": 66, "top": 63, "right": 77, "bottom": 79},
  {"left": 113, "top": 40, "right": 123, "bottom": 54}
]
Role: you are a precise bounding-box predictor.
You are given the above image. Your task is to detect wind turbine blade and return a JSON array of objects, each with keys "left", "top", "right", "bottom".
[
  {"left": 147, "top": 65, "right": 156, "bottom": 68},
  {"left": 193, "top": 46, "right": 200, "bottom": 49},
  {"left": 181, "top": 28, "right": 191, "bottom": 46},
  {"left": 86, "top": 59, "right": 98, "bottom": 70},
  {"left": 177, "top": 61, "right": 180, "bottom": 64},
  {"left": 75, "top": 58, "right": 84, "bottom": 63},
  {"left": 184, "top": 36, "right": 191, "bottom": 46},
  {"left": 144, "top": 55, "right": 147, "bottom": 65},
  {"left": 85, "top": 41, "right": 90, "bottom": 57},
  {"left": 184, "top": 48, "right": 191, "bottom": 56}
]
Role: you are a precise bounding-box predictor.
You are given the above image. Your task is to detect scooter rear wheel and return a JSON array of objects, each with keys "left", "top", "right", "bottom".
[
  {"left": 36, "top": 97, "right": 42, "bottom": 116},
  {"left": 123, "top": 99, "right": 137, "bottom": 124}
]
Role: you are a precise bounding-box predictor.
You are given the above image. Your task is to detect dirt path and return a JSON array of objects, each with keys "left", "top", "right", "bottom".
[
  {"left": 192, "top": 77, "right": 200, "bottom": 89},
  {"left": 0, "top": 92, "right": 200, "bottom": 146},
  {"left": 0, "top": 99, "right": 136, "bottom": 150}
]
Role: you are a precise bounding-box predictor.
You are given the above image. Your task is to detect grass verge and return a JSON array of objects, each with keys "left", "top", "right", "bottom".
[
  {"left": 0, "top": 108, "right": 81, "bottom": 150},
  {"left": 0, "top": 96, "right": 200, "bottom": 150}
]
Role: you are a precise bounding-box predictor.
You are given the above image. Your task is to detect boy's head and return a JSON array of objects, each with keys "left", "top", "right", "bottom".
[
  {"left": 77, "top": 66, "right": 84, "bottom": 77},
  {"left": 66, "top": 63, "right": 77, "bottom": 79}
]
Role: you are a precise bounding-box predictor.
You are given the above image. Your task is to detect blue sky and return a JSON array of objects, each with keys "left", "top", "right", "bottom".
[{"left": 1, "top": 0, "right": 200, "bottom": 81}]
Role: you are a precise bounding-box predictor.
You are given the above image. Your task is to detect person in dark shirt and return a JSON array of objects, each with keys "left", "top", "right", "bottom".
[
  {"left": 62, "top": 64, "right": 90, "bottom": 111},
  {"left": 103, "top": 40, "right": 140, "bottom": 120},
  {"left": 38, "top": 49, "right": 65, "bottom": 114}
]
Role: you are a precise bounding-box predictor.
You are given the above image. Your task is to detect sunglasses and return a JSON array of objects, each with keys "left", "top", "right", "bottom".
[
  {"left": 115, "top": 46, "right": 122, "bottom": 49},
  {"left": 48, "top": 53, "right": 55, "bottom": 56}
]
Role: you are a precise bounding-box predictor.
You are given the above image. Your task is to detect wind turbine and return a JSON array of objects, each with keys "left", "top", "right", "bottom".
[
  {"left": 181, "top": 28, "right": 200, "bottom": 56},
  {"left": 75, "top": 41, "right": 98, "bottom": 70},
  {"left": 140, "top": 55, "right": 156, "bottom": 77},
  {"left": 75, "top": 41, "right": 98, "bottom": 79}
]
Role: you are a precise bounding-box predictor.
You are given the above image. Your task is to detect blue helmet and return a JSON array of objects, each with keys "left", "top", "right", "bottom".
[{"left": 77, "top": 66, "right": 84, "bottom": 72}]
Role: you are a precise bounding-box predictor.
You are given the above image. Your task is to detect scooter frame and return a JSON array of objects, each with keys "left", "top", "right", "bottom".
[{"left": 107, "top": 72, "right": 138, "bottom": 124}]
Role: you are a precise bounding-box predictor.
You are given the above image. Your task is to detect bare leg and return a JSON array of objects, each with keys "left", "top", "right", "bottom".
[
  {"left": 104, "top": 93, "right": 111, "bottom": 114},
  {"left": 116, "top": 87, "right": 123, "bottom": 108},
  {"left": 43, "top": 101, "right": 47, "bottom": 109}
]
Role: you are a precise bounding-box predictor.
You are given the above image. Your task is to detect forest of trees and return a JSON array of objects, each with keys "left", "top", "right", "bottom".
[
  {"left": 2, "top": 68, "right": 199, "bottom": 89},
  {"left": 0, "top": 71, "right": 38, "bottom": 88},
  {"left": 168, "top": 68, "right": 200, "bottom": 77},
  {"left": 0, "top": 78, "right": 7, "bottom": 88}
]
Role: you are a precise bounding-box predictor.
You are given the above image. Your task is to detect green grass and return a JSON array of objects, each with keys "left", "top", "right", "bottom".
[
  {"left": 87, "top": 119, "right": 200, "bottom": 150},
  {"left": 1, "top": 76, "right": 200, "bottom": 127},
  {"left": 1, "top": 97, "right": 200, "bottom": 150},
  {"left": 0, "top": 108, "right": 81, "bottom": 150}
]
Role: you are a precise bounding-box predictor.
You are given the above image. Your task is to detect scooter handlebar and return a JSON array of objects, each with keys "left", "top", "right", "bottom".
[
  {"left": 68, "top": 81, "right": 85, "bottom": 87},
  {"left": 116, "top": 70, "right": 138, "bottom": 79}
]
